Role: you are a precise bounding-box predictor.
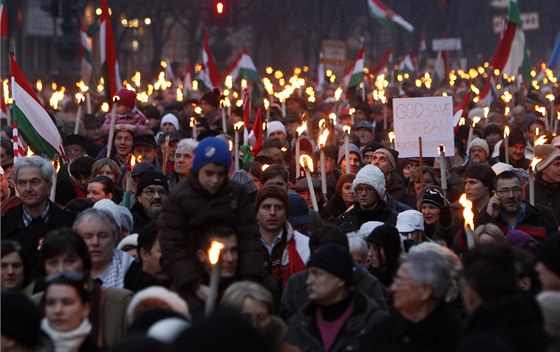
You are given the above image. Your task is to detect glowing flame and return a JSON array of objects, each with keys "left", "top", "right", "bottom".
[
  {"left": 483, "top": 107, "right": 489, "bottom": 118},
  {"left": 261, "top": 164, "right": 270, "bottom": 171},
  {"left": 472, "top": 116, "right": 481, "bottom": 127},
  {"left": 49, "top": 87, "right": 66, "bottom": 110},
  {"left": 299, "top": 154, "right": 314, "bottom": 172},
  {"left": 535, "top": 105, "right": 547, "bottom": 117},
  {"left": 3, "top": 79, "right": 10, "bottom": 104},
  {"left": 334, "top": 87, "right": 343, "bottom": 101},
  {"left": 194, "top": 106, "right": 202, "bottom": 115},
  {"left": 208, "top": 241, "right": 224, "bottom": 265},
  {"left": 36, "top": 80, "right": 43, "bottom": 93},
  {"left": 131, "top": 71, "right": 141, "bottom": 87},
  {"left": 76, "top": 80, "right": 89, "bottom": 93},
  {"left": 225, "top": 75, "right": 233, "bottom": 89},
  {"left": 329, "top": 113, "right": 337, "bottom": 125},
  {"left": 546, "top": 94, "right": 555, "bottom": 102},
  {"left": 318, "top": 129, "right": 329, "bottom": 149},
  {"left": 234, "top": 121, "right": 244, "bottom": 130},
  {"left": 469, "top": 84, "right": 480, "bottom": 95},
  {"left": 75, "top": 92, "right": 85, "bottom": 103},
  {"left": 343, "top": 125, "right": 351, "bottom": 135},
  {"left": 101, "top": 102, "right": 109, "bottom": 112},
  {"left": 318, "top": 119, "right": 326, "bottom": 129},
  {"left": 190, "top": 117, "right": 196, "bottom": 128},
  {"left": 97, "top": 77, "right": 105, "bottom": 93},
  {"left": 26, "top": 146, "right": 34, "bottom": 157},
  {"left": 263, "top": 98, "right": 269, "bottom": 110},
  {"left": 154, "top": 72, "right": 172, "bottom": 90},
  {"left": 52, "top": 156, "right": 61, "bottom": 174},
  {"left": 530, "top": 157, "right": 542, "bottom": 171},
  {"left": 177, "top": 87, "right": 183, "bottom": 102},
  {"left": 296, "top": 121, "right": 308, "bottom": 136},
  {"left": 459, "top": 193, "right": 474, "bottom": 231},
  {"left": 534, "top": 135, "right": 548, "bottom": 146},
  {"left": 502, "top": 91, "right": 512, "bottom": 103},
  {"left": 389, "top": 131, "right": 395, "bottom": 143},
  {"left": 504, "top": 126, "right": 510, "bottom": 138}
]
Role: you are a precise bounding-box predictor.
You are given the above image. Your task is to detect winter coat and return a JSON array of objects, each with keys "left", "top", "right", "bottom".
[
  {"left": 102, "top": 110, "right": 149, "bottom": 135},
  {"left": 158, "top": 175, "right": 263, "bottom": 297},
  {"left": 531, "top": 173, "right": 560, "bottom": 222},
  {"left": 336, "top": 201, "right": 398, "bottom": 233},
  {"left": 386, "top": 173, "right": 417, "bottom": 209},
  {"left": 284, "top": 292, "right": 388, "bottom": 352},
  {"left": 457, "top": 291, "right": 549, "bottom": 352},
  {"left": 281, "top": 265, "right": 388, "bottom": 323}
]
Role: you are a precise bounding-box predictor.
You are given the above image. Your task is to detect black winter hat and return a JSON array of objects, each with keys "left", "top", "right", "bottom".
[
  {"left": 421, "top": 188, "right": 446, "bottom": 209},
  {"left": 307, "top": 244, "right": 354, "bottom": 285},
  {"left": 1, "top": 290, "right": 46, "bottom": 348},
  {"left": 367, "top": 224, "right": 401, "bottom": 258},
  {"left": 136, "top": 171, "right": 169, "bottom": 195}
]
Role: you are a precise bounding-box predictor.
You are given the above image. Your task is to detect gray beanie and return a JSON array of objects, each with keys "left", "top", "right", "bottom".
[
  {"left": 352, "top": 165, "right": 386, "bottom": 197},
  {"left": 468, "top": 138, "right": 490, "bottom": 157},
  {"left": 337, "top": 143, "right": 361, "bottom": 166}
]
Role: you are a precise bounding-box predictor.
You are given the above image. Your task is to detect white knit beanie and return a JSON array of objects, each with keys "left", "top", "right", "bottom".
[
  {"left": 468, "top": 138, "right": 490, "bottom": 157},
  {"left": 266, "top": 121, "right": 286, "bottom": 139},
  {"left": 352, "top": 165, "right": 386, "bottom": 197},
  {"left": 161, "top": 113, "right": 179, "bottom": 130},
  {"left": 127, "top": 286, "right": 190, "bottom": 322}
]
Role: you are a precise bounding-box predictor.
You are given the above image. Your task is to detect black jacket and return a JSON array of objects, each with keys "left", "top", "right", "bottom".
[{"left": 336, "top": 201, "right": 398, "bottom": 233}]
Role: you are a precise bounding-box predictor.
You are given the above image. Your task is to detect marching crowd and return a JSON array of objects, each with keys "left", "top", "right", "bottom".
[{"left": 1, "top": 83, "right": 560, "bottom": 352}]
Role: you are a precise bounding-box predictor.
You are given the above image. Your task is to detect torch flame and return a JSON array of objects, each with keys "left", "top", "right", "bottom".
[
  {"left": 329, "top": 113, "right": 337, "bottom": 125},
  {"left": 459, "top": 117, "right": 466, "bottom": 126},
  {"left": 483, "top": 107, "right": 489, "bottom": 118},
  {"left": 75, "top": 93, "right": 85, "bottom": 104},
  {"left": 113, "top": 95, "right": 121, "bottom": 104},
  {"left": 234, "top": 121, "right": 244, "bottom": 130},
  {"left": 546, "top": 94, "right": 555, "bottom": 102},
  {"left": 459, "top": 193, "right": 475, "bottom": 231},
  {"left": 208, "top": 241, "right": 224, "bottom": 265},
  {"left": 131, "top": 71, "right": 141, "bottom": 87},
  {"left": 26, "top": 146, "right": 34, "bottom": 157},
  {"left": 36, "top": 80, "right": 43, "bottom": 93},
  {"left": 296, "top": 121, "right": 308, "bottom": 136},
  {"left": 318, "top": 129, "right": 329, "bottom": 149},
  {"left": 261, "top": 164, "right": 270, "bottom": 171},
  {"left": 472, "top": 116, "right": 481, "bottom": 127},
  {"left": 53, "top": 156, "right": 61, "bottom": 174},
  {"left": 318, "top": 119, "right": 326, "bottom": 129},
  {"left": 389, "top": 131, "right": 395, "bottom": 143},
  {"left": 299, "top": 154, "right": 314, "bottom": 173},
  {"left": 76, "top": 80, "right": 89, "bottom": 93},
  {"left": 190, "top": 117, "right": 196, "bottom": 128},
  {"left": 504, "top": 126, "right": 510, "bottom": 138},
  {"left": 534, "top": 135, "right": 547, "bottom": 146},
  {"left": 530, "top": 157, "right": 542, "bottom": 171},
  {"left": 535, "top": 105, "right": 547, "bottom": 117},
  {"left": 342, "top": 126, "right": 351, "bottom": 135},
  {"left": 101, "top": 102, "right": 109, "bottom": 112}
]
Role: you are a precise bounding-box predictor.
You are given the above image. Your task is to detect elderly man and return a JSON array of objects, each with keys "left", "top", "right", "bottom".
[
  {"left": 130, "top": 171, "right": 169, "bottom": 234},
  {"left": 170, "top": 138, "right": 198, "bottom": 188},
  {"left": 372, "top": 148, "right": 416, "bottom": 208},
  {"left": 373, "top": 250, "right": 462, "bottom": 351},
  {"left": 285, "top": 244, "right": 388, "bottom": 351},
  {"left": 337, "top": 165, "right": 398, "bottom": 232},
  {"left": 2, "top": 156, "right": 75, "bottom": 268},
  {"left": 459, "top": 244, "right": 548, "bottom": 352},
  {"left": 467, "top": 138, "right": 490, "bottom": 166},
  {"left": 533, "top": 144, "right": 560, "bottom": 220},
  {"left": 480, "top": 170, "right": 557, "bottom": 246}
]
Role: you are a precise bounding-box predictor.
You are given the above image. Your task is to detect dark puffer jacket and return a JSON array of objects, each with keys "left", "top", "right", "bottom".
[{"left": 158, "top": 176, "right": 263, "bottom": 297}]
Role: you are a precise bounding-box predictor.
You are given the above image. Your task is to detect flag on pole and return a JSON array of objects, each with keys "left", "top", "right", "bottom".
[
  {"left": 434, "top": 50, "right": 449, "bottom": 83},
  {"left": 367, "top": 0, "right": 414, "bottom": 34},
  {"left": 99, "top": 0, "right": 121, "bottom": 100},
  {"left": 226, "top": 45, "right": 259, "bottom": 83},
  {"left": 249, "top": 108, "right": 263, "bottom": 156},
  {"left": 396, "top": 53, "right": 416, "bottom": 75},
  {"left": 79, "top": 16, "right": 93, "bottom": 86},
  {"left": 0, "top": 0, "right": 8, "bottom": 38},
  {"left": 183, "top": 59, "right": 193, "bottom": 100},
  {"left": 418, "top": 33, "right": 428, "bottom": 71},
  {"left": 348, "top": 46, "right": 365, "bottom": 87},
  {"left": 489, "top": 0, "right": 526, "bottom": 80},
  {"left": 10, "top": 54, "right": 65, "bottom": 160},
  {"left": 370, "top": 47, "right": 393, "bottom": 76},
  {"left": 12, "top": 122, "right": 26, "bottom": 162},
  {"left": 197, "top": 29, "right": 221, "bottom": 91},
  {"left": 548, "top": 32, "right": 560, "bottom": 76}
]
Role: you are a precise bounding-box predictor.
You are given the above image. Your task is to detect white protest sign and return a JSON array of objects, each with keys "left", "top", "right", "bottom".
[{"left": 392, "top": 96, "right": 454, "bottom": 158}]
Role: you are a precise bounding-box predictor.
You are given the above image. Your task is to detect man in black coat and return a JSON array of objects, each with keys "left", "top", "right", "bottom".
[{"left": 2, "top": 156, "right": 75, "bottom": 270}]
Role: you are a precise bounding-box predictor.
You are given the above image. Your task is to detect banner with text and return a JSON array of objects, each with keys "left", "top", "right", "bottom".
[{"left": 392, "top": 96, "right": 454, "bottom": 158}]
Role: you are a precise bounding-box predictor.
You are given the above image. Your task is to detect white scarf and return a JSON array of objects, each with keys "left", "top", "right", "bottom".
[{"left": 41, "top": 318, "right": 92, "bottom": 352}]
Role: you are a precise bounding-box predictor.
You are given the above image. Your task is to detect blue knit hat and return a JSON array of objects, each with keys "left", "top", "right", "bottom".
[{"left": 191, "top": 137, "right": 232, "bottom": 174}]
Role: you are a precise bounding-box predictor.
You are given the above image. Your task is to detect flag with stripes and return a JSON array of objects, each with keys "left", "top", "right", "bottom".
[
  {"left": 79, "top": 16, "right": 93, "bottom": 86},
  {"left": 99, "top": 0, "right": 121, "bottom": 100}
]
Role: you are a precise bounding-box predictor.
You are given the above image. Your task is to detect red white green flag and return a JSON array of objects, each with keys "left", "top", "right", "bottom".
[
  {"left": 10, "top": 54, "right": 65, "bottom": 160},
  {"left": 99, "top": 0, "right": 121, "bottom": 100},
  {"left": 367, "top": 0, "right": 414, "bottom": 34},
  {"left": 490, "top": 0, "right": 526, "bottom": 80},
  {"left": 183, "top": 59, "right": 193, "bottom": 100},
  {"left": 79, "top": 16, "right": 93, "bottom": 86},
  {"left": 0, "top": 0, "right": 7, "bottom": 38},
  {"left": 348, "top": 46, "right": 365, "bottom": 87},
  {"left": 197, "top": 29, "right": 221, "bottom": 91},
  {"left": 226, "top": 45, "right": 259, "bottom": 83}
]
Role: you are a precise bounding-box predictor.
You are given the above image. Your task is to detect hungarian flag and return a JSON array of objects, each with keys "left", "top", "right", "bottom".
[
  {"left": 242, "top": 88, "right": 251, "bottom": 144},
  {"left": 0, "top": 0, "right": 7, "bottom": 38},
  {"left": 370, "top": 47, "right": 392, "bottom": 76},
  {"left": 197, "top": 29, "right": 221, "bottom": 91},
  {"left": 490, "top": 0, "right": 526, "bottom": 81},
  {"left": 183, "top": 59, "right": 193, "bottom": 100},
  {"left": 417, "top": 33, "right": 428, "bottom": 71},
  {"left": 10, "top": 54, "right": 65, "bottom": 160},
  {"left": 249, "top": 108, "right": 263, "bottom": 156},
  {"left": 434, "top": 50, "right": 449, "bottom": 83},
  {"left": 226, "top": 45, "right": 259, "bottom": 83},
  {"left": 79, "top": 16, "right": 93, "bottom": 86},
  {"left": 99, "top": 0, "right": 121, "bottom": 100},
  {"left": 348, "top": 46, "right": 365, "bottom": 87},
  {"left": 367, "top": 0, "right": 414, "bottom": 34},
  {"left": 396, "top": 53, "right": 416, "bottom": 75}
]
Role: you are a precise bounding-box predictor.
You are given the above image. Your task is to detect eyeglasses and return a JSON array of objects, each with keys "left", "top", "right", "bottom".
[
  {"left": 142, "top": 188, "right": 169, "bottom": 197},
  {"left": 355, "top": 186, "right": 375, "bottom": 193},
  {"left": 496, "top": 187, "right": 522, "bottom": 196}
]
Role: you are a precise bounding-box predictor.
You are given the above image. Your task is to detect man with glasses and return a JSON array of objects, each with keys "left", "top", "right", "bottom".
[
  {"left": 131, "top": 171, "right": 169, "bottom": 233},
  {"left": 481, "top": 170, "right": 557, "bottom": 246},
  {"left": 337, "top": 165, "right": 397, "bottom": 232}
]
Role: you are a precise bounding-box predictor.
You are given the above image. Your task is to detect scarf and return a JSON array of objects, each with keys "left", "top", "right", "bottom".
[
  {"left": 41, "top": 318, "right": 92, "bottom": 352},
  {"left": 97, "top": 249, "right": 134, "bottom": 288}
]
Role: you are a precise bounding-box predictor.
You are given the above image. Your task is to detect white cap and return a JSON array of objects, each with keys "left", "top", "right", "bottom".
[{"left": 396, "top": 210, "right": 425, "bottom": 233}]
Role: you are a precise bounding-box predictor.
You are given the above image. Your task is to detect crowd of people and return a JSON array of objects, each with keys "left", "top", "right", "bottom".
[{"left": 1, "top": 79, "right": 560, "bottom": 352}]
